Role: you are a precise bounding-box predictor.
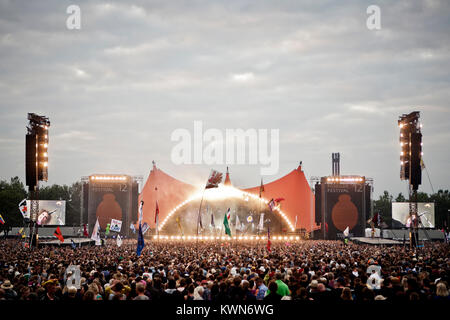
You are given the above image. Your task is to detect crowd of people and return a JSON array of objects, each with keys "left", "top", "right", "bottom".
[{"left": 0, "top": 238, "right": 449, "bottom": 302}]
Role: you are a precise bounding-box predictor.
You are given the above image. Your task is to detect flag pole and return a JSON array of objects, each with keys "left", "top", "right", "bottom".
[
  {"left": 155, "top": 186, "right": 158, "bottom": 241},
  {"left": 196, "top": 188, "right": 206, "bottom": 245}
]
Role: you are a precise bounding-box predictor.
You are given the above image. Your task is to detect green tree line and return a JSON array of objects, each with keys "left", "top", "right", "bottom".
[
  {"left": 373, "top": 190, "right": 450, "bottom": 228},
  {"left": 0, "top": 177, "right": 81, "bottom": 228}
]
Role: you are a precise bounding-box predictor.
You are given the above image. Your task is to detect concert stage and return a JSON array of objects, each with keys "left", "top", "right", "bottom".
[
  {"left": 39, "top": 237, "right": 94, "bottom": 247},
  {"left": 350, "top": 237, "right": 404, "bottom": 245}
]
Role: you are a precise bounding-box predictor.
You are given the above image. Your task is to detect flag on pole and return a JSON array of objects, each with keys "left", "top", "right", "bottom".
[
  {"left": 267, "top": 226, "right": 271, "bottom": 252},
  {"left": 105, "top": 223, "right": 110, "bottom": 236},
  {"left": 274, "top": 198, "right": 285, "bottom": 210},
  {"left": 142, "top": 222, "right": 149, "bottom": 235},
  {"left": 211, "top": 212, "right": 215, "bottom": 229},
  {"left": 268, "top": 199, "right": 276, "bottom": 211},
  {"left": 110, "top": 219, "right": 122, "bottom": 232},
  {"left": 18, "top": 199, "right": 28, "bottom": 218},
  {"left": 130, "top": 223, "right": 136, "bottom": 234},
  {"left": 54, "top": 227, "right": 64, "bottom": 243},
  {"left": 198, "top": 207, "right": 203, "bottom": 229},
  {"left": 154, "top": 201, "right": 159, "bottom": 225},
  {"left": 0, "top": 214, "right": 5, "bottom": 225},
  {"left": 116, "top": 234, "right": 122, "bottom": 247},
  {"left": 137, "top": 223, "right": 145, "bottom": 256},
  {"left": 226, "top": 208, "right": 231, "bottom": 222},
  {"left": 259, "top": 179, "right": 264, "bottom": 198},
  {"left": 205, "top": 170, "right": 223, "bottom": 189},
  {"left": 18, "top": 227, "right": 25, "bottom": 238},
  {"left": 258, "top": 213, "right": 264, "bottom": 231},
  {"left": 235, "top": 214, "right": 243, "bottom": 232},
  {"left": 176, "top": 217, "right": 183, "bottom": 236},
  {"left": 91, "top": 218, "right": 101, "bottom": 246},
  {"left": 71, "top": 239, "right": 76, "bottom": 249},
  {"left": 223, "top": 209, "right": 232, "bottom": 237},
  {"left": 83, "top": 224, "right": 89, "bottom": 237},
  {"left": 343, "top": 226, "right": 349, "bottom": 237},
  {"left": 138, "top": 200, "right": 144, "bottom": 225}
]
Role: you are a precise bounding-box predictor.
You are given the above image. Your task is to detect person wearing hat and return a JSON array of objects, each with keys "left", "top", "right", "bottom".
[
  {"left": 41, "top": 279, "right": 59, "bottom": 301},
  {"left": 1, "top": 280, "right": 17, "bottom": 300}
]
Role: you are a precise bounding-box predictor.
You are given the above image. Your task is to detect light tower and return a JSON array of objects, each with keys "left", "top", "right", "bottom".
[
  {"left": 25, "top": 113, "right": 50, "bottom": 248},
  {"left": 398, "top": 111, "right": 422, "bottom": 248}
]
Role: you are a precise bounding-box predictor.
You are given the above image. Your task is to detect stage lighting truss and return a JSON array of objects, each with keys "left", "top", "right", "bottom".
[
  {"left": 89, "top": 175, "right": 128, "bottom": 181},
  {"left": 151, "top": 235, "right": 301, "bottom": 241},
  {"left": 325, "top": 176, "right": 365, "bottom": 183}
]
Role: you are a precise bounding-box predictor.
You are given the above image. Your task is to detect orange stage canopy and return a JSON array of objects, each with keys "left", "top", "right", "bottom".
[{"left": 138, "top": 164, "right": 317, "bottom": 232}]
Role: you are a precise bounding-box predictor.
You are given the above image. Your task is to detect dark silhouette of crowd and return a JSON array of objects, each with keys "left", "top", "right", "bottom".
[{"left": 0, "top": 239, "right": 449, "bottom": 302}]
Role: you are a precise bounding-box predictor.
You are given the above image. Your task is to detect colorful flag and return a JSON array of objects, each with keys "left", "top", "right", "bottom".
[
  {"left": 226, "top": 208, "right": 231, "bottom": 222},
  {"left": 268, "top": 199, "right": 276, "bottom": 211},
  {"left": 71, "top": 239, "right": 76, "bottom": 249},
  {"left": 259, "top": 178, "right": 264, "bottom": 198},
  {"left": 142, "top": 222, "right": 149, "bottom": 235},
  {"left": 18, "top": 199, "right": 28, "bottom": 218},
  {"left": 267, "top": 226, "right": 271, "bottom": 252},
  {"left": 54, "top": 226, "right": 64, "bottom": 243},
  {"left": 325, "top": 222, "right": 329, "bottom": 233},
  {"left": 258, "top": 213, "right": 264, "bottom": 231},
  {"left": 370, "top": 212, "right": 383, "bottom": 227},
  {"left": 137, "top": 223, "right": 145, "bottom": 256},
  {"left": 130, "top": 223, "right": 136, "bottom": 234},
  {"left": 274, "top": 198, "right": 284, "bottom": 210},
  {"left": 105, "top": 223, "right": 110, "bottom": 236},
  {"left": 110, "top": 219, "right": 122, "bottom": 232},
  {"left": 83, "top": 224, "right": 89, "bottom": 237},
  {"left": 0, "top": 214, "right": 5, "bottom": 225},
  {"left": 223, "top": 209, "right": 232, "bottom": 237},
  {"left": 91, "top": 218, "right": 101, "bottom": 246},
  {"left": 116, "top": 234, "right": 122, "bottom": 247},
  {"left": 154, "top": 201, "right": 159, "bottom": 225},
  {"left": 18, "top": 227, "right": 25, "bottom": 238},
  {"left": 205, "top": 170, "right": 223, "bottom": 189},
  {"left": 343, "top": 226, "right": 349, "bottom": 237}
]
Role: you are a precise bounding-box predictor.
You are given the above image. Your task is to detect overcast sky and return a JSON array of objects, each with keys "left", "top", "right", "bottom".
[{"left": 0, "top": 0, "right": 449, "bottom": 198}]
